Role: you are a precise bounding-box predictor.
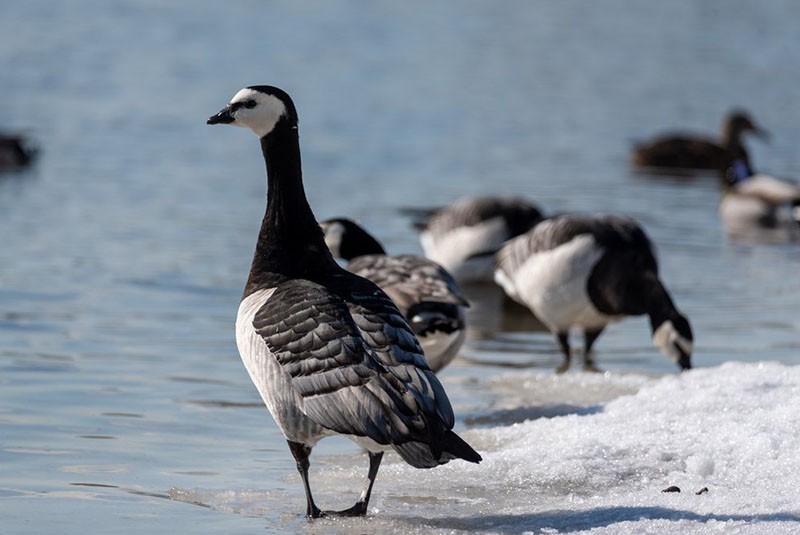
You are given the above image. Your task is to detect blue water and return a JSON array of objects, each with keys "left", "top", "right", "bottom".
[{"left": 2, "top": 1, "right": 800, "bottom": 533}]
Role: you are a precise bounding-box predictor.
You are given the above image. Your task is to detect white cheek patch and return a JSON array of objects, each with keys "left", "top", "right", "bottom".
[
  {"left": 229, "top": 88, "right": 287, "bottom": 137},
  {"left": 652, "top": 320, "right": 693, "bottom": 363},
  {"left": 322, "top": 222, "right": 346, "bottom": 258}
]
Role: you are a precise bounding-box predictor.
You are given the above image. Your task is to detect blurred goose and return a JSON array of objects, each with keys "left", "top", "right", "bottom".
[
  {"left": 0, "top": 133, "right": 38, "bottom": 170},
  {"left": 719, "top": 159, "right": 800, "bottom": 230},
  {"left": 207, "top": 85, "right": 480, "bottom": 518},
  {"left": 418, "top": 195, "right": 544, "bottom": 283},
  {"left": 494, "top": 214, "right": 693, "bottom": 373},
  {"left": 320, "top": 217, "right": 469, "bottom": 373},
  {"left": 631, "top": 110, "right": 768, "bottom": 172}
]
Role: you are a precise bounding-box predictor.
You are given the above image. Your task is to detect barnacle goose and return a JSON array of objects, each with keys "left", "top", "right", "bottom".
[
  {"left": 320, "top": 217, "right": 469, "bottom": 373},
  {"left": 207, "top": 85, "right": 480, "bottom": 518},
  {"left": 417, "top": 195, "right": 543, "bottom": 283},
  {"left": 719, "top": 159, "right": 800, "bottom": 233},
  {"left": 494, "top": 214, "right": 693, "bottom": 373},
  {"left": 631, "top": 110, "right": 768, "bottom": 173}
]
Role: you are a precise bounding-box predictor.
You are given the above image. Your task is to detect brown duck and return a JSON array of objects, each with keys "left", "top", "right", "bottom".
[{"left": 631, "top": 110, "right": 768, "bottom": 173}]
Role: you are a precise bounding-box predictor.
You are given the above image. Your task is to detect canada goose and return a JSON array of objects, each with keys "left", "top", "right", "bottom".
[
  {"left": 631, "top": 110, "right": 768, "bottom": 173},
  {"left": 320, "top": 217, "right": 468, "bottom": 373},
  {"left": 417, "top": 195, "right": 544, "bottom": 283},
  {"left": 207, "top": 85, "right": 480, "bottom": 518},
  {"left": 494, "top": 214, "right": 693, "bottom": 373}
]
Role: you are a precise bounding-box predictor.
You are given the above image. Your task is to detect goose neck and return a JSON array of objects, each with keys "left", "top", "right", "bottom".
[{"left": 246, "top": 121, "right": 337, "bottom": 289}]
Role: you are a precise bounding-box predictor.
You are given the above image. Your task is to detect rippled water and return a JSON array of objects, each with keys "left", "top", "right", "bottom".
[{"left": 2, "top": 0, "right": 800, "bottom": 533}]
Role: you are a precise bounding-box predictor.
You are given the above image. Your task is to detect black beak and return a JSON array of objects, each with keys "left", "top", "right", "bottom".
[
  {"left": 678, "top": 351, "right": 692, "bottom": 371},
  {"left": 207, "top": 106, "right": 235, "bottom": 125}
]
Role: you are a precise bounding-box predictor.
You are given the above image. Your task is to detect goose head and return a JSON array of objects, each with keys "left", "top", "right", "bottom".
[
  {"left": 207, "top": 85, "right": 298, "bottom": 138},
  {"left": 319, "top": 218, "right": 386, "bottom": 260},
  {"left": 651, "top": 313, "right": 693, "bottom": 370}
]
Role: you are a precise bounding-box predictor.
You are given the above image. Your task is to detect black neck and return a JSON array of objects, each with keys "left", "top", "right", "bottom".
[
  {"left": 643, "top": 276, "right": 679, "bottom": 332},
  {"left": 722, "top": 123, "right": 747, "bottom": 152},
  {"left": 244, "top": 119, "right": 337, "bottom": 295}
]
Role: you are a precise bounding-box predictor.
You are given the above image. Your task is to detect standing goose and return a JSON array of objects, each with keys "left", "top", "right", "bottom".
[
  {"left": 207, "top": 86, "right": 480, "bottom": 518},
  {"left": 631, "top": 110, "right": 768, "bottom": 173},
  {"left": 417, "top": 195, "right": 544, "bottom": 283},
  {"left": 320, "top": 217, "right": 469, "bottom": 373},
  {"left": 494, "top": 214, "right": 693, "bottom": 373},
  {"left": 719, "top": 160, "right": 800, "bottom": 233}
]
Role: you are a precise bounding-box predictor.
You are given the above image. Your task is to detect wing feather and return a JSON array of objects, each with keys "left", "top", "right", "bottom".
[
  {"left": 251, "top": 273, "right": 455, "bottom": 446},
  {"left": 347, "top": 254, "right": 468, "bottom": 313}
]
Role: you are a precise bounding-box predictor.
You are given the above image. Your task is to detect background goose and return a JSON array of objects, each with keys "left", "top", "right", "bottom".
[
  {"left": 320, "top": 217, "right": 469, "bottom": 373},
  {"left": 494, "top": 214, "right": 693, "bottom": 373},
  {"left": 207, "top": 85, "right": 480, "bottom": 518},
  {"left": 631, "top": 109, "right": 768, "bottom": 173},
  {"left": 719, "top": 159, "right": 800, "bottom": 233},
  {"left": 417, "top": 195, "right": 544, "bottom": 283},
  {"left": 0, "top": 132, "right": 38, "bottom": 171}
]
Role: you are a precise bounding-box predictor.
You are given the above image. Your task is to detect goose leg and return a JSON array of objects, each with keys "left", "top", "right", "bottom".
[
  {"left": 582, "top": 328, "right": 605, "bottom": 373},
  {"left": 328, "top": 451, "right": 384, "bottom": 517},
  {"left": 555, "top": 332, "right": 571, "bottom": 374},
  {"left": 287, "top": 440, "right": 323, "bottom": 518}
]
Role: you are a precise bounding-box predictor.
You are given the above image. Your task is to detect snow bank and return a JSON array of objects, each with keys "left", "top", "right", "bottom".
[
  {"left": 371, "top": 362, "right": 800, "bottom": 533},
  {"left": 179, "top": 362, "right": 800, "bottom": 534}
]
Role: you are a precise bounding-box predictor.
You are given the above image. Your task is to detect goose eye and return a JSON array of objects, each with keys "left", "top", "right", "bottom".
[{"left": 244, "top": 100, "right": 257, "bottom": 109}]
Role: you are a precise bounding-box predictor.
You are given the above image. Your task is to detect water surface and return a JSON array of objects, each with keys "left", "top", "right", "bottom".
[{"left": 2, "top": 1, "right": 800, "bottom": 533}]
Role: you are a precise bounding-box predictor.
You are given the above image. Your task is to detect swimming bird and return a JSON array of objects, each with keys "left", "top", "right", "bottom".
[
  {"left": 320, "top": 217, "right": 469, "bottom": 373},
  {"left": 207, "top": 85, "right": 480, "bottom": 518},
  {"left": 0, "top": 133, "right": 38, "bottom": 171},
  {"left": 631, "top": 110, "right": 768, "bottom": 173},
  {"left": 719, "top": 159, "right": 800, "bottom": 232},
  {"left": 494, "top": 214, "right": 693, "bottom": 373},
  {"left": 417, "top": 195, "right": 544, "bottom": 283}
]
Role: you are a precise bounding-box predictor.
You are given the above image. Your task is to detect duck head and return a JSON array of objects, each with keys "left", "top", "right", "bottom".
[{"left": 723, "top": 110, "right": 769, "bottom": 145}]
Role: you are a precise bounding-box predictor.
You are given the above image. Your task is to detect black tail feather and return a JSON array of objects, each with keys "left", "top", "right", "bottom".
[
  {"left": 442, "top": 430, "right": 482, "bottom": 464},
  {"left": 392, "top": 431, "right": 481, "bottom": 468}
]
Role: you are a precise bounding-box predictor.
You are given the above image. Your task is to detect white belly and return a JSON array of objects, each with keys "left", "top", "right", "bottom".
[
  {"left": 511, "top": 235, "right": 616, "bottom": 331},
  {"left": 719, "top": 193, "right": 772, "bottom": 225},
  {"left": 421, "top": 217, "right": 508, "bottom": 282},
  {"left": 236, "top": 289, "right": 331, "bottom": 445},
  {"left": 735, "top": 174, "right": 800, "bottom": 204}
]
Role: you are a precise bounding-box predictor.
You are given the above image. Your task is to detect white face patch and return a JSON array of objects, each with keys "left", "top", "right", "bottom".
[
  {"left": 652, "top": 320, "right": 694, "bottom": 363},
  {"left": 228, "top": 88, "right": 288, "bottom": 138},
  {"left": 321, "top": 221, "right": 346, "bottom": 258}
]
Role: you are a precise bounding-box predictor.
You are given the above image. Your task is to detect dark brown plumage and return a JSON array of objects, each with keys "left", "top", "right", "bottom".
[
  {"left": 631, "top": 110, "right": 767, "bottom": 173},
  {"left": 0, "top": 133, "right": 38, "bottom": 170}
]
